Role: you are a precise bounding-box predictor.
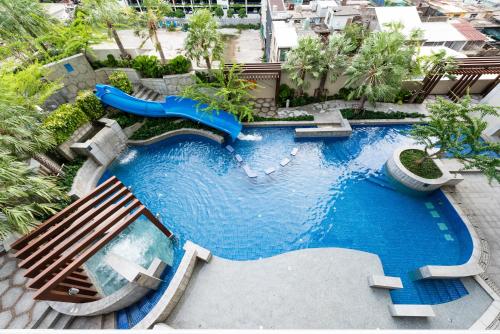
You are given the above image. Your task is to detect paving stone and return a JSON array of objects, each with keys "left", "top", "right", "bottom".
[
  {"left": 7, "top": 313, "right": 29, "bottom": 329},
  {"left": 15, "top": 291, "right": 36, "bottom": 315},
  {"left": 0, "top": 260, "right": 16, "bottom": 279},
  {"left": 0, "top": 280, "right": 9, "bottom": 296},
  {"left": 12, "top": 270, "right": 27, "bottom": 286},
  {"left": 0, "top": 310, "right": 12, "bottom": 328},
  {"left": 2, "top": 287, "right": 23, "bottom": 308}
]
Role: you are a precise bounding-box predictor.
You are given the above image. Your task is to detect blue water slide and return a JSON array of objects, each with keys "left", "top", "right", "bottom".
[{"left": 94, "top": 84, "right": 242, "bottom": 140}]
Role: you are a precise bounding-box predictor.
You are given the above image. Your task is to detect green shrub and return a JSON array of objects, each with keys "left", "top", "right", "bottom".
[
  {"left": 173, "top": 9, "right": 185, "bottom": 18},
  {"left": 340, "top": 108, "right": 425, "bottom": 120},
  {"left": 75, "top": 90, "right": 105, "bottom": 120},
  {"left": 108, "top": 71, "right": 133, "bottom": 94},
  {"left": 400, "top": 149, "right": 443, "bottom": 179},
  {"left": 108, "top": 112, "right": 143, "bottom": 128},
  {"left": 167, "top": 55, "right": 191, "bottom": 74},
  {"left": 238, "top": 8, "right": 247, "bottom": 18},
  {"left": 106, "top": 54, "right": 119, "bottom": 67},
  {"left": 214, "top": 5, "right": 224, "bottom": 18},
  {"left": 43, "top": 104, "right": 89, "bottom": 144},
  {"left": 132, "top": 55, "right": 162, "bottom": 78},
  {"left": 227, "top": 8, "right": 235, "bottom": 18},
  {"left": 278, "top": 84, "right": 295, "bottom": 107}
]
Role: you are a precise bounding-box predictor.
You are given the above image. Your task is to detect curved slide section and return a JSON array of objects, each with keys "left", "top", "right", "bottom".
[{"left": 94, "top": 84, "right": 242, "bottom": 140}]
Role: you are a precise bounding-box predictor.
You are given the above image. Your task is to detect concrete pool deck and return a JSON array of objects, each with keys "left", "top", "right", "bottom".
[{"left": 165, "top": 248, "right": 492, "bottom": 329}]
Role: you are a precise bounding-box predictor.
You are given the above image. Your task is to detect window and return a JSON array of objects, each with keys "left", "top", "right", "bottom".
[
  {"left": 279, "top": 48, "right": 290, "bottom": 62},
  {"left": 63, "top": 63, "right": 74, "bottom": 73}
]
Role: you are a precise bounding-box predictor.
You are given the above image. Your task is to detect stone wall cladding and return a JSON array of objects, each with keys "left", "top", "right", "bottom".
[
  {"left": 43, "top": 54, "right": 97, "bottom": 106},
  {"left": 56, "top": 122, "right": 95, "bottom": 161}
]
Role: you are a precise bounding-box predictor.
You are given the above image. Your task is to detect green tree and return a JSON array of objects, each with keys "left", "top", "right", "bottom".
[
  {"left": 214, "top": 6, "right": 224, "bottom": 18},
  {"left": 227, "top": 8, "right": 235, "bottom": 18},
  {"left": 181, "top": 64, "right": 256, "bottom": 121},
  {"left": 343, "top": 22, "right": 368, "bottom": 53},
  {"left": 238, "top": 8, "right": 247, "bottom": 18},
  {"left": 184, "top": 9, "right": 224, "bottom": 70},
  {"left": 317, "top": 33, "right": 354, "bottom": 96},
  {"left": 409, "top": 97, "right": 499, "bottom": 182},
  {"left": 344, "top": 23, "right": 421, "bottom": 110},
  {"left": 283, "top": 36, "right": 324, "bottom": 97},
  {"left": 131, "top": 0, "right": 172, "bottom": 63},
  {"left": 0, "top": 0, "right": 56, "bottom": 54},
  {"left": 0, "top": 150, "right": 66, "bottom": 239},
  {"left": 81, "top": 0, "right": 131, "bottom": 59}
]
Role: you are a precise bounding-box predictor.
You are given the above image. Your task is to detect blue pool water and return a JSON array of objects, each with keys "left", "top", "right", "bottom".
[{"left": 92, "top": 126, "right": 473, "bottom": 328}]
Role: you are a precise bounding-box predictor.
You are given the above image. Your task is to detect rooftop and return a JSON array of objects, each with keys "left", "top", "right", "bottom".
[
  {"left": 374, "top": 6, "right": 422, "bottom": 37},
  {"left": 452, "top": 20, "right": 489, "bottom": 41},
  {"left": 421, "top": 21, "right": 468, "bottom": 42},
  {"left": 272, "top": 21, "right": 299, "bottom": 48}
]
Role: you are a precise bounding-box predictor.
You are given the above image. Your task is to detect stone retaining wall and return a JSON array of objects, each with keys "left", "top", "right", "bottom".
[
  {"left": 252, "top": 98, "right": 277, "bottom": 118},
  {"left": 57, "top": 122, "right": 95, "bottom": 161}
]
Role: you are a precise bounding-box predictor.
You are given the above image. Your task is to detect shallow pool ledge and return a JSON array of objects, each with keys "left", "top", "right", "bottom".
[
  {"left": 127, "top": 128, "right": 224, "bottom": 146},
  {"left": 417, "top": 191, "right": 484, "bottom": 279},
  {"left": 133, "top": 241, "right": 211, "bottom": 329}
]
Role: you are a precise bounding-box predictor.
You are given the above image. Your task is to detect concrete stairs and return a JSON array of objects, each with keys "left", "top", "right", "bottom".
[
  {"left": 29, "top": 304, "right": 115, "bottom": 329},
  {"left": 132, "top": 85, "right": 162, "bottom": 102}
]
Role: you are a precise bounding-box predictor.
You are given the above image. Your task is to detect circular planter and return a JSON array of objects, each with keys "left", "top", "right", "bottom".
[{"left": 386, "top": 147, "right": 453, "bottom": 192}]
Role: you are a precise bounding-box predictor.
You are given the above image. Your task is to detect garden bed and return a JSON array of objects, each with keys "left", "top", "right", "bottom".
[
  {"left": 340, "top": 109, "right": 425, "bottom": 120},
  {"left": 399, "top": 149, "right": 443, "bottom": 179}
]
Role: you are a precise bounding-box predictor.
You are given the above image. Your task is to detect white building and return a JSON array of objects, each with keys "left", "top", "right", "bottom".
[
  {"left": 325, "top": 6, "right": 361, "bottom": 31},
  {"left": 269, "top": 21, "right": 299, "bottom": 62}
]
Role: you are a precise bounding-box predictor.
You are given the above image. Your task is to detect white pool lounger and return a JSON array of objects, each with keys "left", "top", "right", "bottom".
[
  {"left": 242, "top": 165, "right": 258, "bottom": 178},
  {"left": 280, "top": 158, "right": 290, "bottom": 167},
  {"left": 235, "top": 154, "right": 243, "bottom": 163},
  {"left": 389, "top": 305, "right": 435, "bottom": 317},
  {"left": 225, "top": 145, "right": 235, "bottom": 153},
  {"left": 291, "top": 147, "right": 299, "bottom": 156},
  {"left": 265, "top": 167, "right": 276, "bottom": 175}
]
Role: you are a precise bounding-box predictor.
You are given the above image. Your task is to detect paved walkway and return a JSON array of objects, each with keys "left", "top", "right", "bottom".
[
  {"left": 166, "top": 248, "right": 491, "bottom": 329},
  {"left": 0, "top": 252, "right": 48, "bottom": 329}
]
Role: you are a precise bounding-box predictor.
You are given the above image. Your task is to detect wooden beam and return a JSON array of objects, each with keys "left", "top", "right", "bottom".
[{"left": 10, "top": 176, "right": 118, "bottom": 250}]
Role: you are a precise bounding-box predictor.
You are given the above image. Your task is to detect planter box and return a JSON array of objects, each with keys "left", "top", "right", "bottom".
[{"left": 386, "top": 147, "right": 463, "bottom": 192}]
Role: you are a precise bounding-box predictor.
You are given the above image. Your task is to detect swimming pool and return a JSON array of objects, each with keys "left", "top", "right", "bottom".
[{"left": 90, "top": 125, "right": 473, "bottom": 327}]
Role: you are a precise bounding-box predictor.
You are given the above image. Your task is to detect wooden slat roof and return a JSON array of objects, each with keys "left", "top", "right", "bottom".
[{"left": 10, "top": 176, "right": 173, "bottom": 303}]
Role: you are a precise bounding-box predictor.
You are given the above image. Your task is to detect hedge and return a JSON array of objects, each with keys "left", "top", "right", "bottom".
[
  {"left": 108, "top": 71, "right": 133, "bottom": 94},
  {"left": 75, "top": 90, "right": 105, "bottom": 120},
  {"left": 43, "top": 103, "right": 89, "bottom": 144}
]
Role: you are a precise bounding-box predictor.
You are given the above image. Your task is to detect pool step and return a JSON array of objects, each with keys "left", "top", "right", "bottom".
[
  {"left": 366, "top": 173, "right": 397, "bottom": 191},
  {"left": 415, "top": 278, "right": 468, "bottom": 305},
  {"left": 29, "top": 305, "right": 116, "bottom": 329},
  {"left": 132, "top": 85, "right": 161, "bottom": 102}
]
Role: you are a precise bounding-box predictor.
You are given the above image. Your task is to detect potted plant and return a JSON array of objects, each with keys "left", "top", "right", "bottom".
[{"left": 387, "top": 96, "right": 499, "bottom": 191}]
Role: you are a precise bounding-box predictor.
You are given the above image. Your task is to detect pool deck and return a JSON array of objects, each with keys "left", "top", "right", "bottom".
[{"left": 165, "top": 248, "right": 492, "bottom": 329}]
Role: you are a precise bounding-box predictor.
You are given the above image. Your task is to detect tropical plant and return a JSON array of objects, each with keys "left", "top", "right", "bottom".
[
  {"left": 0, "top": 150, "right": 67, "bottom": 239},
  {"left": 344, "top": 23, "right": 422, "bottom": 110},
  {"left": 173, "top": 9, "right": 185, "bottom": 18},
  {"left": 227, "top": 8, "right": 235, "bottom": 18},
  {"left": 283, "top": 36, "right": 324, "bottom": 97},
  {"left": 408, "top": 97, "right": 499, "bottom": 182},
  {"left": 343, "top": 22, "right": 368, "bottom": 53},
  {"left": 238, "top": 8, "right": 247, "bottom": 18},
  {"left": 184, "top": 9, "right": 224, "bottom": 70},
  {"left": 39, "top": 11, "right": 105, "bottom": 63},
  {"left": 81, "top": 0, "right": 131, "bottom": 59},
  {"left": 317, "top": 33, "right": 354, "bottom": 96},
  {"left": 75, "top": 90, "right": 105, "bottom": 120},
  {"left": 132, "top": 55, "right": 163, "bottom": 77},
  {"left": 167, "top": 55, "right": 191, "bottom": 74},
  {"left": 42, "top": 104, "right": 89, "bottom": 145},
  {"left": 181, "top": 64, "right": 256, "bottom": 121},
  {"left": 0, "top": 0, "right": 56, "bottom": 55},
  {"left": 108, "top": 71, "right": 134, "bottom": 94},
  {"left": 131, "top": 0, "right": 172, "bottom": 63}
]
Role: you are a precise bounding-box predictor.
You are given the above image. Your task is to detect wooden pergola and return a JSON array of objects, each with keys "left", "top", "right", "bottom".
[
  {"left": 10, "top": 176, "right": 173, "bottom": 303},
  {"left": 409, "top": 57, "right": 500, "bottom": 103},
  {"left": 224, "top": 63, "right": 282, "bottom": 100}
]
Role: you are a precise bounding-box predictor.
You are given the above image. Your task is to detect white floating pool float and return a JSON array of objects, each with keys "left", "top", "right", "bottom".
[
  {"left": 235, "top": 154, "right": 243, "bottom": 163},
  {"left": 225, "top": 145, "right": 235, "bottom": 153},
  {"left": 291, "top": 147, "right": 299, "bottom": 156},
  {"left": 280, "top": 158, "right": 290, "bottom": 167}
]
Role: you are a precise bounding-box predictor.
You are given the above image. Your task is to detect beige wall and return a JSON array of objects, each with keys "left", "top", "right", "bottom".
[{"left": 251, "top": 79, "right": 277, "bottom": 99}]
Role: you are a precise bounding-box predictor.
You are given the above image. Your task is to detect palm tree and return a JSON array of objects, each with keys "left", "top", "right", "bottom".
[
  {"left": 81, "top": 0, "right": 131, "bottom": 59},
  {"left": 344, "top": 23, "right": 421, "bottom": 110},
  {"left": 132, "top": 0, "right": 172, "bottom": 63},
  {"left": 0, "top": 0, "right": 56, "bottom": 53},
  {"left": 283, "top": 36, "right": 324, "bottom": 97},
  {"left": 316, "top": 33, "right": 354, "bottom": 97},
  {"left": 0, "top": 150, "right": 66, "bottom": 239},
  {"left": 184, "top": 9, "right": 224, "bottom": 70}
]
